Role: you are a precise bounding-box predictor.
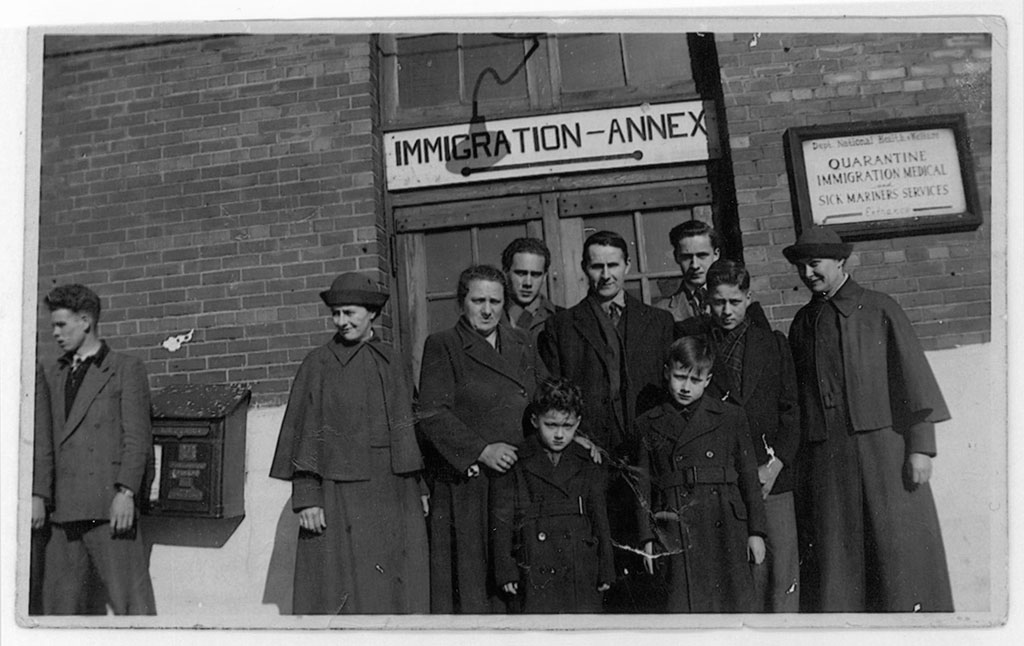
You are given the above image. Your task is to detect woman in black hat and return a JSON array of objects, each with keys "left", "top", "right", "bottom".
[{"left": 270, "top": 272, "right": 429, "bottom": 614}]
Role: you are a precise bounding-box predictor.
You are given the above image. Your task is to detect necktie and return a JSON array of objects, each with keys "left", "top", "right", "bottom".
[{"left": 607, "top": 302, "right": 622, "bottom": 328}]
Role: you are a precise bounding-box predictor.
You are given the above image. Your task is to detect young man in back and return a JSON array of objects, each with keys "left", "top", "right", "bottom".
[
  {"left": 501, "top": 237, "right": 562, "bottom": 343},
  {"left": 33, "top": 284, "right": 155, "bottom": 614}
]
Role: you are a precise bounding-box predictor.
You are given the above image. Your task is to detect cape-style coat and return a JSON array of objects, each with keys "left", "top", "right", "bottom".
[
  {"left": 270, "top": 335, "right": 429, "bottom": 614},
  {"left": 788, "top": 277, "right": 953, "bottom": 612},
  {"left": 489, "top": 435, "right": 616, "bottom": 613},
  {"left": 635, "top": 398, "right": 767, "bottom": 613},
  {"left": 417, "top": 317, "right": 546, "bottom": 613}
]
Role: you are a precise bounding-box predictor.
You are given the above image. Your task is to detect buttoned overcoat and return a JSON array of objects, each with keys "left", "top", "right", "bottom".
[
  {"left": 635, "top": 398, "right": 767, "bottom": 613},
  {"left": 417, "top": 317, "right": 546, "bottom": 613},
  {"left": 490, "top": 436, "right": 616, "bottom": 613}
]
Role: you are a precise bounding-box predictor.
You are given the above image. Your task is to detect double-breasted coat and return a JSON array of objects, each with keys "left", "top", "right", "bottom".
[
  {"left": 676, "top": 318, "right": 800, "bottom": 493},
  {"left": 489, "top": 435, "right": 616, "bottom": 613},
  {"left": 417, "top": 317, "right": 546, "bottom": 613},
  {"left": 635, "top": 398, "right": 767, "bottom": 613}
]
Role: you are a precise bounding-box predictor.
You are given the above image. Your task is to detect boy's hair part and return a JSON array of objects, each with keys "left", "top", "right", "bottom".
[
  {"left": 581, "top": 230, "right": 630, "bottom": 267},
  {"left": 501, "top": 237, "right": 552, "bottom": 273},
  {"left": 669, "top": 219, "right": 721, "bottom": 251},
  {"left": 665, "top": 335, "right": 714, "bottom": 374},
  {"left": 456, "top": 264, "right": 508, "bottom": 304},
  {"left": 706, "top": 259, "right": 751, "bottom": 292},
  {"left": 532, "top": 377, "right": 584, "bottom": 418},
  {"left": 44, "top": 284, "right": 102, "bottom": 323}
]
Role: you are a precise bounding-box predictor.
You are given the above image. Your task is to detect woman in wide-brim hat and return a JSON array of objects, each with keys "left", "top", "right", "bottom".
[{"left": 270, "top": 272, "right": 429, "bottom": 614}]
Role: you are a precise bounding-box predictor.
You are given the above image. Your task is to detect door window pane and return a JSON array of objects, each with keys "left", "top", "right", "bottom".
[
  {"left": 398, "top": 34, "right": 460, "bottom": 109},
  {"left": 427, "top": 297, "right": 460, "bottom": 334},
  {"left": 476, "top": 222, "right": 530, "bottom": 269},
  {"left": 622, "top": 34, "right": 693, "bottom": 87},
  {"left": 582, "top": 214, "right": 637, "bottom": 264},
  {"left": 558, "top": 34, "right": 626, "bottom": 92},
  {"left": 425, "top": 229, "right": 472, "bottom": 294},
  {"left": 642, "top": 209, "right": 692, "bottom": 274}
]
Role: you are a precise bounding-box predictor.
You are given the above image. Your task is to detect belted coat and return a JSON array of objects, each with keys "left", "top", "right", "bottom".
[
  {"left": 635, "top": 398, "right": 767, "bottom": 613},
  {"left": 489, "top": 435, "right": 616, "bottom": 613}
]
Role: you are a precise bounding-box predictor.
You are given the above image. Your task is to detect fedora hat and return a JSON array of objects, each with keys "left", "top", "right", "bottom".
[
  {"left": 319, "top": 272, "right": 389, "bottom": 308},
  {"left": 782, "top": 226, "right": 853, "bottom": 263}
]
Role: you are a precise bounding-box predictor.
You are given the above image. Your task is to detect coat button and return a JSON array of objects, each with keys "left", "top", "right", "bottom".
[
  {"left": 537, "top": 532, "right": 547, "bottom": 541},
  {"left": 715, "top": 520, "right": 723, "bottom": 528},
  {"left": 675, "top": 455, "right": 683, "bottom": 462},
  {"left": 705, "top": 450, "right": 714, "bottom": 458}
]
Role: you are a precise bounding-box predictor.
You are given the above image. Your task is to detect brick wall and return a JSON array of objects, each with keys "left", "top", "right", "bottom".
[
  {"left": 717, "top": 32, "right": 993, "bottom": 350},
  {"left": 36, "top": 34, "right": 387, "bottom": 405}
]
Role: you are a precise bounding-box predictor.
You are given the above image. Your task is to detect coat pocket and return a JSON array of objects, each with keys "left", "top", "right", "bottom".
[{"left": 729, "top": 496, "right": 749, "bottom": 521}]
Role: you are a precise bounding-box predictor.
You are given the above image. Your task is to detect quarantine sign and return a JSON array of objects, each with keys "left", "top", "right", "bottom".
[
  {"left": 385, "top": 101, "right": 710, "bottom": 190},
  {"left": 802, "top": 128, "right": 967, "bottom": 226}
]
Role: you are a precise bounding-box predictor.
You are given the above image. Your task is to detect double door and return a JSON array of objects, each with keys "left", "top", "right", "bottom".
[{"left": 394, "top": 179, "right": 714, "bottom": 379}]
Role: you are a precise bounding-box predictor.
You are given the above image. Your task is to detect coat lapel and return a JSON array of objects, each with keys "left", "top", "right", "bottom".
[
  {"left": 570, "top": 301, "right": 611, "bottom": 373},
  {"left": 60, "top": 359, "right": 115, "bottom": 443},
  {"left": 520, "top": 439, "right": 581, "bottom": 496},
  {"left": 734, "top": 325, "right": 766, "bottom": 405},
  {"left": 648, "top": 399, "right": 723, "bottom": 451},
  {"left": 458, "top": 320, "right": 526, "bottom": 389}
]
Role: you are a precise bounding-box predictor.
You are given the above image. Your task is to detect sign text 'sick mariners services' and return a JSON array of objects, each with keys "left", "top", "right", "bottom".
[
  {"left": 384, "top": 101, "right": 710, "bottom": 190},
  {"left": 802, "top": 128, "right": 967, "bottom": 225}
]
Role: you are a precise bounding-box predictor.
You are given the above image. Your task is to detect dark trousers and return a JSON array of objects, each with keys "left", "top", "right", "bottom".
[{"left": 43, "top": 520, "right": 155, "bottom": 615}]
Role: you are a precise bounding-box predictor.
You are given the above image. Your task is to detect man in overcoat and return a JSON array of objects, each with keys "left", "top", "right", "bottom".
[
  {"left": 33, "top": 284, "right": 156, "bottom": 615},
  {"left": 539, "top": 230, "right": 675, "bottom": 612},
  {"left": 785, "top": 226, "right": 954, "bottom": 612}
]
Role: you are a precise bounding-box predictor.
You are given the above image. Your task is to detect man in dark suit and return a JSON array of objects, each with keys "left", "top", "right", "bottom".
[
  {"left": 677, "top": 259, "right": 801, "bottom": 612},
  {"left": 539, "top": 230, "right": 674, "bottom": 612},
  {"left": 33, "top": 284, "right": 155, "bottom": 615}
]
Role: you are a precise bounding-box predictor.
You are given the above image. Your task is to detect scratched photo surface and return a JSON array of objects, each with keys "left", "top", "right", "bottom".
[{"left": 15, "top": 12, "right": 1007, "bottom": 634}]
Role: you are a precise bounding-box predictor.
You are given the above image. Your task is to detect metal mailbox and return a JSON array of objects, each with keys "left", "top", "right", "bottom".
[{"left": 147, "top": 383, "right": 250, "bottom": 519}]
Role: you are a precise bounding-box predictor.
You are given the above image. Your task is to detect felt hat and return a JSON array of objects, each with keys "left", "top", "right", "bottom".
[
  {"left": 319, "top": 272, "right": 389, "bottom": 308},
  {"left": 782, "top": 226, "right": 853, "bottom": 263}
]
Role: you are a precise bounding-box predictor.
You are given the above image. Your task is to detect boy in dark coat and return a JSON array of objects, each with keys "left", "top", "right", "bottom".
[
  {"left": 677, "top": 260, "right": 801, "bottom": 612},
  {"left": 490, "top": 378, "right": 616, "bottom": 613},
  {"left": 636, "top": 336, "right": 767, "bottom": 613}
]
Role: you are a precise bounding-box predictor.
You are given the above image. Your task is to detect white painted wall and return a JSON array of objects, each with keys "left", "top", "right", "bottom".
[{"left": 140, "top": 343, "right": 1002, "bottom": 619}]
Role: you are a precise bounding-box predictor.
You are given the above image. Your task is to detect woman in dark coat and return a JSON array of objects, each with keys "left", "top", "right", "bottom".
[
  {"left": 417, "top": 265, "right": 546, "bottom": 614},
  {"left": 270, "top": 272, "right": 429, "bottom": 614}
]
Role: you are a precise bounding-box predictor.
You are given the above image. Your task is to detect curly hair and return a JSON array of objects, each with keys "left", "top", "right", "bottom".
[{"left": 531, "top": 376, "right": 584, "bottom": 418}]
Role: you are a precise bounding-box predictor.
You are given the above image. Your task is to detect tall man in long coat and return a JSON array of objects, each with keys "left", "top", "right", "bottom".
[
  {"left": 784, "top": 226, "right": 954, "bottom": 612},
  {"left": 539, "top": 230, "right": 675, "bottom": 612},
  {"left": 33, "top": 284, "right": 156, "bottom": 615}
]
